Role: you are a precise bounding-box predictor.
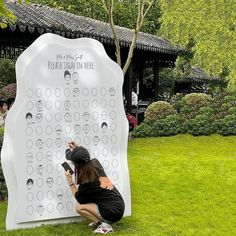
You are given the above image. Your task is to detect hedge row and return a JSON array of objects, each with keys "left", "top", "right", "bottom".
[{"left": 133, "top": 93, "right": 236, "bottom": 137}]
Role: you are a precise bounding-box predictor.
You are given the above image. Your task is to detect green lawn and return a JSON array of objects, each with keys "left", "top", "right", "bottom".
[{"left": 1, "top": 134, "right": 236, "bottom": 235}]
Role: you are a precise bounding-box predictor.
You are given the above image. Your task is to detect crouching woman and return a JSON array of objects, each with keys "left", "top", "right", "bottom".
[{"left": 64, "top": 141, "right": 125, "bottom": 234}]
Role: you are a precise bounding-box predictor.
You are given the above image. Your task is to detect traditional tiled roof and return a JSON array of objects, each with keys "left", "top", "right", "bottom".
[
  {"left": 188, "top": 67, "right": 218, "bottom": 82},
  {"left": 5, "top": 0, "right": 181, "bottom": 55}
]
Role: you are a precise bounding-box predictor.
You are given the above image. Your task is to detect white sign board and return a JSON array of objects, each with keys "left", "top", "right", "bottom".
[{"left": 1, "top": 33, "right": 131, "bottom": 230}]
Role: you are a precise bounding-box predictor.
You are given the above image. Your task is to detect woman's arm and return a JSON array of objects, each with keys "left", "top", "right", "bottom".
[{"left": 64, "top": 170, "right": 78, "bottom": 196}]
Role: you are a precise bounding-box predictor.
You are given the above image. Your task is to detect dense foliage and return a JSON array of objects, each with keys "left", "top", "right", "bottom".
[{"left": 133, "top": 92, "right": 236, "bottom": 137}]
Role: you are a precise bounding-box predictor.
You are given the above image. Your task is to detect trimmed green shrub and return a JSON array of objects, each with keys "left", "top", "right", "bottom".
[
  {"left": 183, "top": 115, "right": 213, "bottom": 136},
  {"left": 132, "top": 122, "right": 153, "bottom": 138},
  {"left": 152, "top": 115, "right": 182, "bottom": 136},
  {"left": 144, "top": 101, "right": 176, "bottom": 124},
  {"left": 170, "top": 93, "right": 184, "bottom": 112},
  {"left": 213, "top": 115, "right": 236, "bottom": 135}
]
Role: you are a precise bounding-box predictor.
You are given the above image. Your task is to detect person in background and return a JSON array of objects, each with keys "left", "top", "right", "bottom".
[
  {"left": 64, "top": 141, "right": 125, "bottom": 234},
  {"left": 0, "top": 100, "right": 8, "bottom": 127},
  {"left": 131, "top": 89, "right": 138, "bottom": 108}
]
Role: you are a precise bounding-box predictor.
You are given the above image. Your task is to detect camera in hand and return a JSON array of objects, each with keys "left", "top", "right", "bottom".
[{"left": 61, "top": 161, "right": 74, "bottom": 175}]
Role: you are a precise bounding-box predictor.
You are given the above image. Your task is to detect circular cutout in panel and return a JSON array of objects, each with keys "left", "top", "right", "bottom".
[
  {"left": 47, "top": 190, "right": 54, "bottom": 200},
  {"left": 83, "top": 136, "right": 90, "bottom": 145},
  {"left": 110, "top": 135, "right": 118, "bottom": 144},
  {"left": 26, "top": 89, "right": 34, "bottom": 98},
  {"left": 54, "top": 88, "right": 61, "bottom": 97},
  {"left": 92, "top": 123, "right": 99, "bottom": 133},
  {"left": 35, "top": 139, "right": 43, "bottom": 150},
  {"left": 64, "top": 100, "right": 71, "bottom": 110},
  {"left": 55, "top": 125, "right": 62, "bottom": 135},
  {"left": 56, "top": 189, "right": 64, "bottom": 201},
  {"left": 112, "top": 159, "right": 119, "bottom": 168},
  {"left": 47, "top": 203, "right": 54, "bottom": 214},
  {"left": 102, "top": 160, "right": 109, "bottom": 169},
  {"left": 26, "top": 206, "right": 34, "bottom": 216},
  {"left": 25, "top": 139, "right": 33, "bottom": 149},
  {"left": 74, "top": 112, "right": 80, "bottom": 121},
  {"left": 83, "top": 124, "right": 90, "bottom": 134},
  {"left": 45, "top": 125, "right": 53, "bottom": 135},
  {"left": 35, "top": 88, "right": 42, "bottom": 97},
  {"left": 56, "top": 176, "right": 64, "bottom": 186},
  {"left": 112, "top": 171, "right": 119, "bottom": 181},
  {"left": 36, "top": 152, "right": 43, "bottom": 161},
  {"left": 36, "top": 126, "right": 43, "bottom": 136},
  {"left": 92, "top": 112, "right": 99, "bottom": 121},
  {"left": 54, "top": 100, "right": 62, "bottom": 110},
  {"left": 56, "top": 163, "right": 63, "bottom": 173},
  {"left": 100, "top": 87, "right": 107, "bottom": 96},
  {"left": 74, "top": 124, "right": 81, "bottom": 134},
  {"left": 91, "top": 88, "right": 98, "bottom": 96},
  {"left": 26, "top": 165, "right": 33, "bottom": 175},
  {"left": 45, "top": 101, "right": 52, "bottom": 110},
  {"left": 45, "top": 113, "right": 52, "bottom": 122},
  {"left": 73, "top": 100, "right": 80, "bottom": 109},
  {"left": 75, "top": 136, "right": 81, "bottom": 144},
  {"left": 108, "top": 87, "right": 116, "bottom": 96},
  {"left": 46, "top": 138, "right": 53, "bottom": 148},
  {"left": 26, "top": 101, "right": 34, "bottom": 110},
  {"left": 64, "top": 125, "right": 72, "bottom": 134},
  {"left": 45, "top": 88, "right": 52, "bottom": 97},
  {"left": 111, "top": 147, "right": 118, "bottom": 156},
  {"left": 93, "top": 148, "right": 100, "bottom": 157},
  {"left": 66, "top": 201, "right": 74, "bottom": 211},
  {"left": 82, "top": 112, "right": 90, "bottom": 122},
  {"left": 55, "top": 113, "right": 62, "bottom": 122},
  {"left": 46, "top": 151, "right": 53, "bottom": 162},
  {"left": 101, "top": 135, "right": 109, "bottom": 144},
  {"left": 36, "top": 178, "right": 44, "bottom": 188},
  {"left": 26, "top": 192, "right": 34, "bottom": 202},
  {"left": 36, "top": 191, "right": 44, "bottom": 201},
  {"left": 65, "top": 137, "right": 72, "bottom": 145},
  {"left": 46, "top": 164, "right": 53, "bottom": 174},
  {"left": 109, "top": 99, "right": 116, "bottom": 107},
  {"left": 66, "top": 188, "right": 72, "bottom": 198},
  {"left": 26, "top": 126, "right": 33, "bottom": 136},
  {"left": 110, "top": 111, "right": 116, "bottom": 120},
  {"left": 82, "top": 88, "right": 89, "bottom": 96},
  {"left": 100, "top": 99, "right": 107, "bottom": 108},
  {"left": 102, "top": 147, "right": 109, "bottom": 157},
  {"left": 92, "top": 99, "right": 98, "bottom": 108},
  {"left": 82, "top": 100, "right": 89, "bottom": 109},
  {"left": 35, "top": 113, "right": 43, "bottom": 123},
  {"left": 110, "top": 123, "right": 117, "bottom": 132},
  {"left": 64, "top": 88, "right": 71, "bottom": 97},
  {"left": 56, "top": 150, "right": 63, "bottom": 160}
]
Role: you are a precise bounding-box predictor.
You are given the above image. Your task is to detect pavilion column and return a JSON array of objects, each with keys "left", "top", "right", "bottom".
[
  {"left": 136, "top": 63, "right": 144, "bottom": 99},
  {"left": 153, "top": 61, "right": 160, "bottom": 101},
  {"left": 126, "top": 62, "right": 134, "bottom": 113}
]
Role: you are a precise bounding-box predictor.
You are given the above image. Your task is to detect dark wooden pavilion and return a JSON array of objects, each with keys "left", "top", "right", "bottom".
[{"left": 0, "top": 0, "right": 181, "bottom": 112}]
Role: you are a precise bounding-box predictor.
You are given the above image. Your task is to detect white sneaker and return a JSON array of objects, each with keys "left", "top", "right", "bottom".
[{"left": 93, "top": 222, "right": 114, "bottom": 234}]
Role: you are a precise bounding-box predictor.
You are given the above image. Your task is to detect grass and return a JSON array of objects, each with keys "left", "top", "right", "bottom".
[{"left": 1, "top": 134, "right": 236, "bottom": 235}]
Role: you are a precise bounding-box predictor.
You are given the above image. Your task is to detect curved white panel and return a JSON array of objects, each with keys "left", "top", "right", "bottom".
[{"left": 1, "top": 33, "right": 130, "bottom": 230}]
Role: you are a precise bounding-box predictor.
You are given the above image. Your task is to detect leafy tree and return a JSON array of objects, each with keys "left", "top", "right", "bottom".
[
  {"left": 0, "top": 58, "right": 16, "bottom": 90},
  {"left": 159, "top": 0, "right": 236, "bottom": 88}
]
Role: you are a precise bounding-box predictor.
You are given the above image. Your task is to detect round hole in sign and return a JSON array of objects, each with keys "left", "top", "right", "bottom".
[
  {"left": 102, "top": 147, "right": 109, "bottom": 157},
  {"left": 84, "top": 136, "right": 90, "bottom": 145},
  {"left": 75, "top": 136, "right": 81, "bottom": 144},
  {"left": 82, "top": 100, "right": 89, "bottom": 109},
  {"left": 46, "top": 164, "right": 53, "bottom": 174},
  {"left": 100, "top": 87, "right": 107, "bottom": 96},
  {"left": 26, "top": 126, "right": 33, "bottom": 136},
  {"left": 92, "top": 123, "right": 99, "bottom": 133},
  {"left": 26, "top": 206, "right": 34, "bottom": 215},
  {"left": 45, "top": 125, "right": 53, "bottom": 135},
  {"left": 26, "top": 165, "right": 34, "bottom": 175},
  {"left": 92, "top": 112, "right": 99, "bottom": 121},
  {"left": 65, "top": 137, "right": 72, "bottom": 145},
  {"left": 36, "top": 191, "right": 44, "bottom": 201},
  {"left": 54, "top": 88, "right": 61, "bottom": 97},
  {"left": 26, "top": 192, "right": 34, "bottom": 202},
  {"left": 101, "top": 111, "right": 108, "bottom": 120},
  {"left": 46, "top": 138, "right": 53, "bottom": 148},
  {"left": 36, "top": 126, "right": 43, "bottom": 136},
  {"left": 111, "top": 147, "right": 118, "bottom": 156},
  {"left": 35, "top": 88, "right": 42, "bottom": 97},
  {"left": 66, "top": 201, "right": 74, "bottom": 211},
  {"left": 112, "top": 159, "right": 119, "bottom": 168},
  {"left": 45, "top": 88, "right": 52, "bottom": 97},
  {"left": 26, "top": 89, "right": 34, "bottom": 98},
  {"left": 26, "top": 101, "right": 34, "bottom": 110},
  {"left": 47, "top": 203, "right": 54, "bottom": 213},
  {"left": 110, "top": 135, "right": 118, "bottom": 144},
  {"left": 73, "top": 100, "right": 80, "bottom": 109},
  {"left": 110, "top": 111, "right": 116, "bottom": 120},
  {"left": 110, "top": 123, "right": 117, "bottom": 131},
  {"left": 54, "top": 100, "right": 62, "bottom": 110},
  {"left": 56, "top": 150, "right": 63, "bottom": 160},
  {"left": 100, "top": 99, "right": 107, "bottom": 108},
  {"left": 64, "top": 88, "right": 71, "bottom": 97},
  {"left": 45, "top": 101, "right": 52, "bottom": 110},
  {"left": 47, "top": 190, "right": 54, "bottom": 200},
  {"left": 36, "top": 152, "right": 43, "bottom": 161},
  {"left": 102, "top": 135, "right": 109, "bottom": 144},
  {"left": 92, "top": 99, "right": 98, "bottom": 108},
  {"left": 55, "top": 138, "right": 63, "bottom": 147},
  {"left": 55, "top": 113, "right": 62, "bottom": 122},
  {"left": 91, "top": 88, "right": 98, "bottom": 96},
  {"left": 56, "top": 176, "right": 64, "bottom": 186},
  {"left": 66, "top": 188, "right": 72, "bottom": 198},
  {"left": 82, "top": 88, "right": 89, "bottom": 96},
  {"left": 74, "top": 112, "right": 80, "bottom": 121},
  {"left": 65, "top": 125, "right": 72, "bottom": 134},
  {"left": 25, "top": 139, "right": 33, "bottom": 149},
  {"left": 112, "top": 171, "right": 119, "bottom": 181},
  {"left": 56, "top": 163, "right": 63, "bottom": 173},
  {"left": 36, "top": 178, "right": 44, "bottom": 188},
  {"left": 102, "top": 160, "right": 109, "bottom": 169},
  {"left": 109, "top": 99, "right": 116, "bottom": 107},
  {"left": 46, "top": 151, "right": 53, "bottom": 162},
  {"left": 93, "top": 148, "right": 100, "bottom": 157},
  {"left": 45, "top": 113, "right": 52, "bottom": 122}
]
